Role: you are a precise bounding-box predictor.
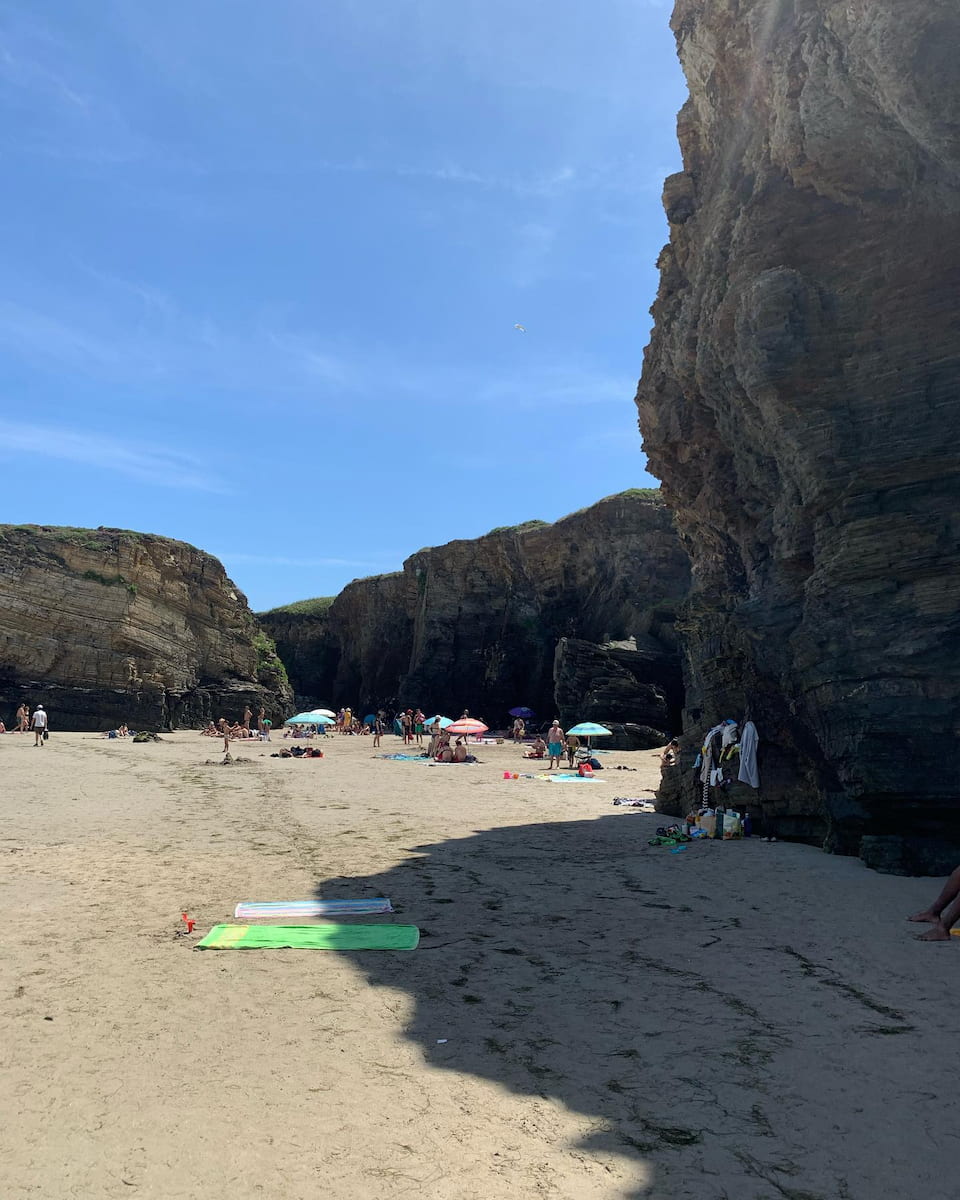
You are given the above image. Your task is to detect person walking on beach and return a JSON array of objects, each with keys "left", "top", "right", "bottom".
[
  {"left": 373, "top": 711, "right": 384, "bottom": 748},
  {"left": 909, "top": 866, "right": 960, "bottom": 941},
  {"left": 31, "top": 704, "right": 48, "bottom": 747},
  {"left": 16, "top": 703, "right": 28, "bottom": 733},
  {"left": 546, "top": 720, "right": 565, "bottom": 771},
  {"left": 512, "top": 717, "right": 525, "bottom": 744}
]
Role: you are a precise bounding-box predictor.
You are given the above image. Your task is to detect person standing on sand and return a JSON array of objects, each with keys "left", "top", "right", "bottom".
[
  {"left": 257, "top": 707, "right": 265, "bottom": 735},
  {"left": 16, "top": 703, "right": 27, "bottom": 733},
  {"left": 373, "top": 712, "right": 384, "bottom": 748},
  {"left": 513, "top": 717, "right": 525, "bottom": 744},
  {"left": 546, "top": 720, "right": 565, "bottom": 771},
  {"left": 566, "top": 732, "right": 580, "bottom": 768},
  {"left": 909, "top": 866, "right": 960, "bottom": 941},
  {"left": 31, "top": 705, "right": 48, "bottom": 747},
  {"left": 243, "top": 705, "right": 252, "bottom": 731}
]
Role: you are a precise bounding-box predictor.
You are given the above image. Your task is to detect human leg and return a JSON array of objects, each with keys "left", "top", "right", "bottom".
[
  {"left": 916, "top": 889, "right": 960, "bottom": 942},
  {"left": 908, "top": 866, "right": 960, "bottom": 923}
]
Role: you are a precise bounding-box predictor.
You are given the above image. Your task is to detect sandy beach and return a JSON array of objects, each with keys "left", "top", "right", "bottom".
[{"left": 1, "top": 730, "right": 956, "bottom": 1200}]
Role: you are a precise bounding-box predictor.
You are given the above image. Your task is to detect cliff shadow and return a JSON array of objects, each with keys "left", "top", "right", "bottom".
[{"left": 312, "top": 811, "right": 785, "bottom": 1198}]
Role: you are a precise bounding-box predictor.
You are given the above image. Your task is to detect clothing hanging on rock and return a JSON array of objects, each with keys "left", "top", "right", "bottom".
[{"left": 738, "top": 720, "right": 760, "bottom": 788}]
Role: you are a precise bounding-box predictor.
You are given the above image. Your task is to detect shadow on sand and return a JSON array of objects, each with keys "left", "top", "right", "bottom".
[{"left": 313, "top": 812, "right": 781, "bottom": 1199}]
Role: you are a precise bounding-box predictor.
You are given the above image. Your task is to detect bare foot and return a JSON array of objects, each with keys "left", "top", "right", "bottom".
[
  {"left": 917, "top": 924, "right": 954, "bottom": 942},
  {"left": 907, "top": 911, "right": 940, "bottom": 923}
]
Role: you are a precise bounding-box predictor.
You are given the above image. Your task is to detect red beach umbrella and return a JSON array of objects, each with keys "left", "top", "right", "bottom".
[{"left": 446, "top": 719, "right": 488, "bottom": 738}]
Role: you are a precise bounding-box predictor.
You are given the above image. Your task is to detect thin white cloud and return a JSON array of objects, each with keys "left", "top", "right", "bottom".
[
  {"left": 0, "top": 421, "right": 227, "bottom": 492},
  {"left": 0, "top": 297, "right": 351, "bottom": 397},
  {"left": 478, "top": 368, "right": 633, "bottom": 408}
]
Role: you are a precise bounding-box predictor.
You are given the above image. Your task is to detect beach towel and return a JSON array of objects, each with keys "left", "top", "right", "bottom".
[
  {"left": 376, "top": 753, "right": 429, "bottom": 762},
  {"left": 197, "top": 924, "right": 420, "bottom": 950},
  {"left": 234, "top": 899, "right": 393, "bottom": 919},
  {"left": 535, "top": 773, "right": 605, "bottom": 784}
]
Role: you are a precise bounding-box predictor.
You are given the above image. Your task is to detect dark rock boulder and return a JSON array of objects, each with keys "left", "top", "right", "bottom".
[
  {"left": 553, "top": 637, "right": 682, "bottom": 746},
  {"left": 635, "top": 0, "right": 960, "bottom": 871}
]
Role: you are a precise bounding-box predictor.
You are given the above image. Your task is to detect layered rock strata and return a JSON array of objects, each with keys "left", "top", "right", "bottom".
[
  {"left": 262, "top": 492, "right": 691, "bottom": 731},
  {"left": 636, "top": 0, "right": 960, "bottom": 870},
  {"left": 0, "top": 525, "right": 292, "bottom": 730}
]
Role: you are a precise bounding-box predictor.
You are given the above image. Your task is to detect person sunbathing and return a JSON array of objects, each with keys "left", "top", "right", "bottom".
[
  {"left": 523, "top": 737, "right": 547, "bottom": 759},
  {"left": 909, "top": 866, "right": 960, "bottom": 941},
  {"left": 453, "top": 737, "right": 468, "bottom": 763}
]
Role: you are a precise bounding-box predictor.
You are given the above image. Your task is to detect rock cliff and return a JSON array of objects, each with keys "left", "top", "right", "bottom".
[
  {"left": 0, "top": 525, "right": 292, "bottom": 730},
  {"left": 261, "top": 492, "right": 691, "bottom": 735},
  {"left": 636, "top": 0, "right": 960, "bottom": 870}
]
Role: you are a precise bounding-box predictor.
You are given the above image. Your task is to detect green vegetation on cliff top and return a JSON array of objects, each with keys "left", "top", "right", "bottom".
[
  {"left": 0, "top": 524, "right": 150, "bottom": 544},
  {"left": 485, "top": 518, "right": 549, "bottom": 536},
  {"left": 260, "top": 596, "right": 336, "bottom": 618}
]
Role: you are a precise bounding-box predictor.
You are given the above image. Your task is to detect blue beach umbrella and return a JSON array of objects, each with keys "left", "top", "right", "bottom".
[
  {"left": 424, "top": 715, "right": 453, "bottom": 729},
  {"left": 566, "top": 721, "right": 613, "bottom": 749},
  {"left": 285, "top": 712, "right": 335, "bottom": 726},
  {"left": 509, "top": 706, "right": 536, "bottom": 719}
]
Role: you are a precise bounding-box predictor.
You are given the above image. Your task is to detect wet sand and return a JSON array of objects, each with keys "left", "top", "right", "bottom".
[{"left": 1, "top": 730, "right": 956, "bottom": 1199}]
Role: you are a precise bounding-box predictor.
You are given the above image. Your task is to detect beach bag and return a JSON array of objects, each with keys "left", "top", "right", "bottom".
[
  {"left": 723, "top": 814, "right": 743, "bottom": 839},
  {"left": 698, "top": 812, "right": 716, "bottom": 837},
  {"left": 43, "top": 729, "right": 49, "bottom": 741},
  {"left": 578, "top": 762, "right": 593, "bottom": 777}
]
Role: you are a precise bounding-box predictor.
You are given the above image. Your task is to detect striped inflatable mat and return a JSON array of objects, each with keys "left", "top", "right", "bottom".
[
  {"left": 234, "top": 898, "right": 393, "bottom": 919},
  {"left": 197, "top": 924, "right": 419, "bottom": 951}
]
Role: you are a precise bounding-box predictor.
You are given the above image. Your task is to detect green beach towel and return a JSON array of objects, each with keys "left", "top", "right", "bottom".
[{"left": 196, "top": 923, "right": 420, "bottom": 951}]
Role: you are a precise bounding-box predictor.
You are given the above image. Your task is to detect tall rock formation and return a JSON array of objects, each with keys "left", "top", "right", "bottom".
[
  {"left": 0, "top": 525, "right": 292, "bottom": 730},
  {"left": 636, "top": 0, "right": 960, "bottom": 870},
  {"left": 261, "top": 491, "right": 691, "bottom": 737}
]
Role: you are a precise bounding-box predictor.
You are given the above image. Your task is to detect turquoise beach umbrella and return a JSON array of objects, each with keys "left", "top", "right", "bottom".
[
  {"left": 566, "top": 721, "right": 612, "bottom": 749},
  {"left": 284, "top": 712, "right": 335, "bottom": 726}
]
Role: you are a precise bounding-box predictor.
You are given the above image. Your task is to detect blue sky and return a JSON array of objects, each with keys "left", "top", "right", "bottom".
[{"left": 0, "top": 0, "right": 685, "bottom": 611}]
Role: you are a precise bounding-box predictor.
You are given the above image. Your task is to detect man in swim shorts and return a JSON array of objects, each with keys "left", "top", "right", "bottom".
[
  {"left": 546, "top": 720, "right": 565, "bottom": 770},
  {"left": 31, "top": 704, "right": 48, "bottom": 746}
]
